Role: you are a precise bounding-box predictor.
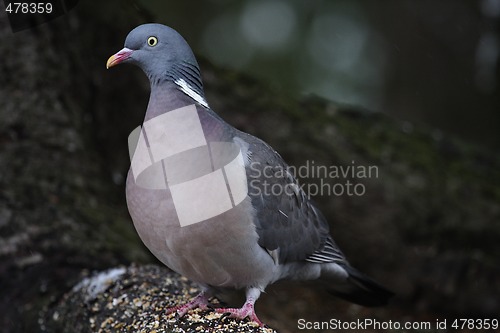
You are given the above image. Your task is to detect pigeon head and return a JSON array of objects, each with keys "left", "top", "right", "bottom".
[{"left": 107, "top": 23, "right": 203, "bottom": 92}]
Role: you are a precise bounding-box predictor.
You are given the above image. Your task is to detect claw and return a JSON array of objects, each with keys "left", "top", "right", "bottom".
[
  {"left": 215, "top": 301, "right": 263, "bottom": 326},
  {"left": 165, "top": 291, "right": 210, "bottom": 317}
]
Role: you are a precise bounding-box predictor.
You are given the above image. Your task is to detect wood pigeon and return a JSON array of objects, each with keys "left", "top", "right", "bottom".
[{"left": 107, "top": 23, "right": 393, "bottom": 326}]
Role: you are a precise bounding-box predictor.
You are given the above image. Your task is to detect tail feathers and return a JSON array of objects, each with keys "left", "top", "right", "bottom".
[{"left": 329, "top": 265, "right": 394, "bottom": 307}]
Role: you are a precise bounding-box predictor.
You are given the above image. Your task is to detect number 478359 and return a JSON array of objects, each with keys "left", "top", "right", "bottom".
[
  {"left": 452, "top": 318, "right": 498, "bottom": 330},
  {"left": 5, "top": 2, "right": 53, "bottom": 14}
]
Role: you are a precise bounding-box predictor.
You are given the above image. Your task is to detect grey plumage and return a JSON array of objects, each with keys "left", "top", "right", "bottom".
[{"left": 107, "top": 23, "right": 393, "bottom": 325}]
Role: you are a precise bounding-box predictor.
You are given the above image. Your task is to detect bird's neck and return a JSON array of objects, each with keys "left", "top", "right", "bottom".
[{"left": 144, "top": 61, "right": 209, "bottom": 121}]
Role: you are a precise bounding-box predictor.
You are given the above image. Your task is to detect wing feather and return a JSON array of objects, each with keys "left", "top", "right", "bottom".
[{"left": 235, "top": 132, "right": 347, "bottom": 265}]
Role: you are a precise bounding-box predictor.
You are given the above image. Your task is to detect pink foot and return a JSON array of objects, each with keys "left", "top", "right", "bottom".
[
  {"left": 166, "top": 291, "right": 210, "bottom": 317},
  {"left": 215, "top": 301, "right": 263, "bottom": 327}
]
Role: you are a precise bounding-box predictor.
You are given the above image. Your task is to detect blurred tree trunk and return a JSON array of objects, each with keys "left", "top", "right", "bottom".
[{"left": 0, "top": 1, "right": 499, "bottom": 332}]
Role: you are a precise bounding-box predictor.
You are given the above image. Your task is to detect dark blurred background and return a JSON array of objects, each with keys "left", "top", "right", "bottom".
[{"left": 138, "top": 0, "right": 500, "bottom": 149}]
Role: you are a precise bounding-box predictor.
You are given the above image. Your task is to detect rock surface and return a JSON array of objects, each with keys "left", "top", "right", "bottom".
[{"left": 46, "top": 265, "right": 277, "bottom": 333}]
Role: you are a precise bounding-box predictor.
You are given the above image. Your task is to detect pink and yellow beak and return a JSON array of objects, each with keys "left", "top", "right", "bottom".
[{"left": 106, "top": 48, "right": 134, "bottom": 69}]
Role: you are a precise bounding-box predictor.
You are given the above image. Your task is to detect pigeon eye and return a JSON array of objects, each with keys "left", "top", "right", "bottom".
[{"left": 147, "top": 36, "right": 158, "bottom": 47}]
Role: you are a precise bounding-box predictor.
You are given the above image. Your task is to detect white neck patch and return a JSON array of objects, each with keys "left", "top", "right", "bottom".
[{"left": 174, "top": 78, "right": 209, "bottom": 109}]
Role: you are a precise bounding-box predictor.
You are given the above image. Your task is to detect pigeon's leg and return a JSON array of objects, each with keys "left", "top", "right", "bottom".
[
  {"left": 166, "top": 289, "right": 212, "bottom": 317},
  {"left": 215, "top": 287, "right": 264, "bottom": 326}
]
